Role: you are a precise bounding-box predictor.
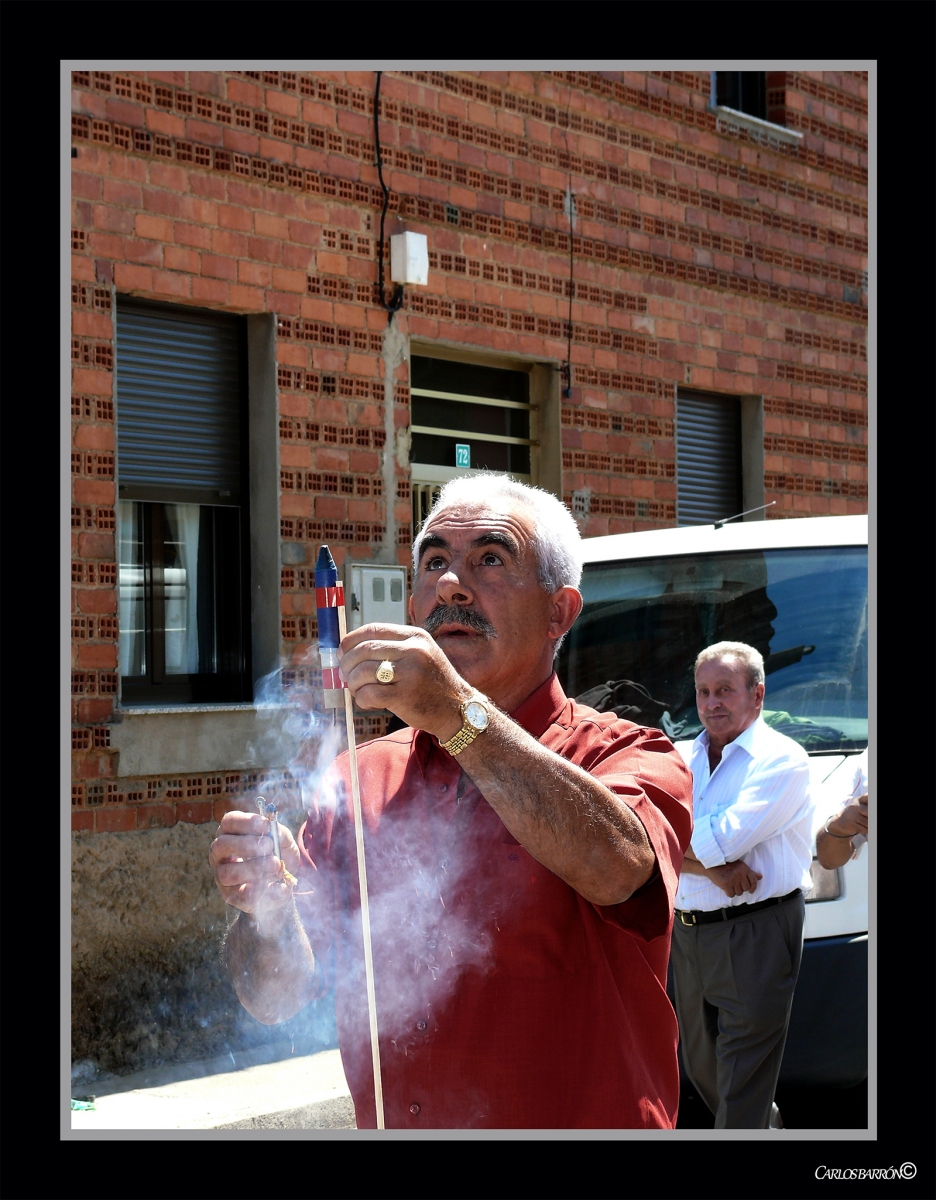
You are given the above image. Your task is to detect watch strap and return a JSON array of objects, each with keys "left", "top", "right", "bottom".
[{"left": 439, "top": 695, "right": 490, "bottom": 757}]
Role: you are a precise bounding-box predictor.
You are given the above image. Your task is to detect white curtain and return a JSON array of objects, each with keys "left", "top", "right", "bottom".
[
  {"left": 118, "top": 501, "right": 145, "bottom": 678},
  {"left": 163, "top": 504, "right": 202, "bottom": 674}
]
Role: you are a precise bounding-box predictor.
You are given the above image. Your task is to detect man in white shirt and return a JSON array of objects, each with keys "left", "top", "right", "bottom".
[
  {"left": 815, "top": 747, "right": 868, "bottom": 869},
  {"left": 670, "top": 641, "right": 814, "bottom": 1129}
]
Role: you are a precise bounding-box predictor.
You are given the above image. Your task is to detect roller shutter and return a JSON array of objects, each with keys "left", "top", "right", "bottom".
[
  {"left": 115, "top": 300, "right": 244, "bottom": 499},
  {"left": 676, "top": 390, "right": 743, "bottom": 526}
]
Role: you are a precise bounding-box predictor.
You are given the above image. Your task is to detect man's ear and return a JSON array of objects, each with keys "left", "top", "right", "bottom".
[
  {"left": 408, "top": 594, "right": 415, "bottom": 624},
  {"left": 754, "top": 682, "right": 766, "bottom": 707},
  {"left": 548, "top": 587, "right": 583, "bottom": 643}
]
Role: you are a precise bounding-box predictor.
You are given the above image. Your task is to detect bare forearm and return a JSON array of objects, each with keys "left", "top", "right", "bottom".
[
  {"left": 816, "top": 827, "right": 855, "bottom": 869},
  {"left": 816, "top": 803, "right": 866, "bottom": 869},
  {"left": 679, "top": 852, "right": 709, "bottom": 877},
  {"left": 457, "top": 711, "right": 654, "bottom": 905},
  {"left": 223, "top": 900, "right": 317, "bottom": 1025}
]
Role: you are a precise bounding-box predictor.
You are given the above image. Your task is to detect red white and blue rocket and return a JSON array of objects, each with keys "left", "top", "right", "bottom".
[{"left": 315, "top": 544, "right": 346, "bottom": 708}]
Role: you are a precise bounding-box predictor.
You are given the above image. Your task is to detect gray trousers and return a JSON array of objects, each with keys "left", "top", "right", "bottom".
[{"left": 670, "top": 892, "right": 805, "bottom": 1129}]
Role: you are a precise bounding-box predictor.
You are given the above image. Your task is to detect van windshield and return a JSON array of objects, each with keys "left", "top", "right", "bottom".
[{"left": 556, "top": 546, "right": 867, "bottom": 753}]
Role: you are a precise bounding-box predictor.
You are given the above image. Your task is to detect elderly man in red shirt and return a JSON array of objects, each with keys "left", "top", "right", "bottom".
[{"left": 210, "top": 476, "right": 692, "bottom": 1128}]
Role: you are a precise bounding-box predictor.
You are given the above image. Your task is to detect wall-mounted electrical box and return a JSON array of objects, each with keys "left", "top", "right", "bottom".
[
  {"left": 390, "top": 232, "right": 429, "bottom": 286},
  {"left": 346, "top": 564, "right": 409, "bottom": 631}
]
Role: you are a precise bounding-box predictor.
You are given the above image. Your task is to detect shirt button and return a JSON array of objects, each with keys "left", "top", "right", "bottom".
[
  {"left": 409, "top": 1103, "right": 421, "bottom": 1115},
  {"left": 416, "top": 1018, "right": 428, "bottom": 1032},
  {"left": 439, "top": 784, "right": 448, "bottom": 792},
  {"left": 426, "top": 939, "right": 437, "bottom": 949},
  {"left": 439, "top": 858, "right": 450, "bottom": 871}
]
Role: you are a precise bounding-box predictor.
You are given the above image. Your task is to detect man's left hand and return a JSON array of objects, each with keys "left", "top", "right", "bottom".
[
  {"left": 338, "top": 622, "right": 469, "bottom": 742},
  {"left": 706, "top": 860, "right": 763, "bottom": 898}
]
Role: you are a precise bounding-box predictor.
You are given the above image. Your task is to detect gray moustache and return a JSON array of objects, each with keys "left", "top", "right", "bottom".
[{"left": 423, "top": 605, "right": 497, "bottom": 638}]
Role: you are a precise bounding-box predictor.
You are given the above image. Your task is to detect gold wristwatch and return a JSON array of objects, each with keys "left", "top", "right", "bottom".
[{"left": 439, "top": 695, "right": 492, "bottom": 756}]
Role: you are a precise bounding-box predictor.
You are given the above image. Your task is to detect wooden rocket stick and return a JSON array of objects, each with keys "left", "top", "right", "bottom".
[
  {"left": 314, "top": 545, "right": 385, "bottom": 1129},
  {"left": 336, "top": 602, "right": 386, "bottom": 1129}
]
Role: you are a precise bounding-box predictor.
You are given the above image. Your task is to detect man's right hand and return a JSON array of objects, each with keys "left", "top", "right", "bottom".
[
  {"left": 209, "top": 810, "right": 301, "bottom": 917},
  {"left": 705, "top": 860, "right": 763, "bottom": 898},
  {"left": 826, "top": 796, "right": 868, "bottom": 838}
]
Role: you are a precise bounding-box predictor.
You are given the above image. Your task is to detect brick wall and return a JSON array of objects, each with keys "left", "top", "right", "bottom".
[{"left": 71, "top": 68, "right": 868, "bottom": 831}]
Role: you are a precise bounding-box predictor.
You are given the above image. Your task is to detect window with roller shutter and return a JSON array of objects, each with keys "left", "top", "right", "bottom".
[{"left": 115, "top": 298, "right": 251, "bottom": 705}]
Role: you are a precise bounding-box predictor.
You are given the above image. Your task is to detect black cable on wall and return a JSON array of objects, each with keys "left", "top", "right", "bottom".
[{"left": 374, "top": 72, "right": 404, "bottom": 326}]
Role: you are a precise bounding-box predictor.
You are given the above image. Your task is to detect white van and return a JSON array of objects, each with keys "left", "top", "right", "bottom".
[{"left": 555, "top": 514, "right": 868, "bottom": 1088}]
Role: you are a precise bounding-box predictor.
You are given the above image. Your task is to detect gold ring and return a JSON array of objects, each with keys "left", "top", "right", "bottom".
[{"left": 375, "top": 660, "right": 395, "bottom": 684}]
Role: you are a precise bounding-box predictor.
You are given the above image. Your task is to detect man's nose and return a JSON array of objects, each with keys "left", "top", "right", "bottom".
[{"left": 436, "top": 564, "right": 473, "bottom": 605}]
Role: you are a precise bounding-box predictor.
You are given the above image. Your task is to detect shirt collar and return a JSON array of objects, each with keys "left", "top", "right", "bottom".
[
  {"left": 696, "top": 714, "right": 765, "bottom": 760},
  {"left": 413, "top": 672, "right": 568, "bottom": 766}
]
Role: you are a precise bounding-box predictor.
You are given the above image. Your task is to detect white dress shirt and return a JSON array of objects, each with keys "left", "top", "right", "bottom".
[
  {"left": 813, "top": 747, "right": 868, "bottom": 858},
  {"left": 676, "top": 716, "right": 814, "bottom": 912}
]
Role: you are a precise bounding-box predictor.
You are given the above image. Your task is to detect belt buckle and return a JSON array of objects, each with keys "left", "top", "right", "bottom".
[{"left": 677, "top": 910, "right": 696, "bottom": 926}]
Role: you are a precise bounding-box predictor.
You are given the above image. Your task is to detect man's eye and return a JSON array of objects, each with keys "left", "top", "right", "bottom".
[
  {"left": 480, "top": 552, "right": 502, "bottom": 566},
  {"left": 424, "top": 556, "right": 446, "bottom": 571}
]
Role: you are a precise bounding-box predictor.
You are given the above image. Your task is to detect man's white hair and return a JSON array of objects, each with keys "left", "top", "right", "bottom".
[
  {"left": 412, "top": 474, "right": 583, "bottom": 592},
  {"left": 694, "top": 641, "right": 765, "bottom": 689}
]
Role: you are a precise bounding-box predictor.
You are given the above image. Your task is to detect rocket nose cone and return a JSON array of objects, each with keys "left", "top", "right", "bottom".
[{"left": 315, "top": 545, "right": 337, "bottom": 573}]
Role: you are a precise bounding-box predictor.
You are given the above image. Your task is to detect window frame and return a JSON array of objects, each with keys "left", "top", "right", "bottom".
[{"left": 114, "top": 297, "right": 253, "bottom": 707}]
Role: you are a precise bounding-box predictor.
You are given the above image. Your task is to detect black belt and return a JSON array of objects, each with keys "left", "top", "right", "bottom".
[{"left": 676, "top": 888, "right": 801, "bottom": 927}]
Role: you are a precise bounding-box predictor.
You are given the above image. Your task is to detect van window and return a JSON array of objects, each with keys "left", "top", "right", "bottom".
[{"left": 557, "top": 547, "right": 867, "bottom": 753}]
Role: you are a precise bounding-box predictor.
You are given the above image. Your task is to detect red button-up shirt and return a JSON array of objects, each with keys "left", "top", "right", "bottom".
[{"left": 297, "top": 674, "right": 692, "bottom": 1128}]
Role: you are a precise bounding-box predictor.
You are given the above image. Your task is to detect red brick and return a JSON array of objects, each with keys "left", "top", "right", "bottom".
[
  {"left": 213, "top": 799, "right": 235, "bottom": 822},
  {"left": 185, "top": 118, "right": 224, "bottom": 147},
  {"left": 142, "top": 187, "right": 183, "bottom": 218},
  {"left": 152, "top": 269, "right": 192, "bottom": 299},
  {"left": 97, "top": 807, "right": 138, "bottom": 833},
  {"left": 201, "top": 254, "right": 238, "bottom": 281},
  {"left": 258, "top": 136, "right": 294, "bottom": 165},
  {"left": 150, "top": 162, "right": 190, "bottom": 192},
  {"left": 113, "top": 262, "right": 154, "bottom": 291},
  {"left": 265, "top": 89, "right": 300, "bottom": 118},
  {"left": 76, "top": 644, "right": 118, "bottom": 669},
  {"left": 135, "top": 213, "right": 173, "bottom": 241},
  {"left": 103, "top": 177, "right": 143, "bottom": 207},
  {"left": 72, "top": 749, "right": 115, "bottom": 780},
  {"left": 280, "top": 444, "right": 313, "bottom": 468},
  {"left": 192, "top": 277, "right": 229, "bottom": 305},
  {"left": 255, "top": 212, "right": 289, "bottom": 239},
  {"left": 178, "top": 801, "right": 212, "bottom": 824},
  {"left": 71, "top": 310, "right": 113, "bottom": 338},
  {"left": 314, "top": 496, "right": 346, "bottom": 519},
  {"left": 173, "top": 222, "right": 212, "bottom": 250},
  {"left": 137, "top": 805, "right": 177, "bottom": 829},
  {"left": 281, "top": 494, "right": 312, "bottom": 517},
  {"left": 72, "top": 255, "right": 97, "bottom": 282},
  {"left": 222, "top": 128, "right": 260, "bottom": 156},
  {"left": 272, "top": 267, "right": 307, "bottom": 293},
  {"left": 247, "top": 236, "right": 282, "bottom": 263},
  {"left": 217, "top": 203, "right": 253, "bottom": 231},
  {"left": 72, "top": 811, "right": 95, "bottom": 833},
  {"left": 227, "top": 78, "right": 263, "bottom": 106},
  {"left": 282, "top": 243, "right": 314, "bottom": 270},
  {"left": 73, "top": 480, "right": 115, "bottom": 505},
  {"left": 76, "top": 699, "right": 114, "bottom": 723},
  {"left": 228, "top": 284, "right": 265, "bottom": 310},
  {"left": 73, "top": 171, "right": 104, "bottom": 201},
  {"left": 75, "top": 589, "right": 118, "bottom": 615},
  {"left": 164, "top": 246, "right": 202, "bottom": 274},
  {"left": 315, "top": 251, "right": 347, "bottom": 276},
  {"left": 210, "top": 229, "right": 248, "bottom": 257},
  {"left": 189, "top": 72, "right": 226, "bottom": 97},
  {"left": 237, "top": 260, "right": 272, "bottom": 287},
  {"left": 74, "top": 423, "right": 115, "bottom": 450},
  {"left": 145, "top": 109, "right": 186, "bottom": 137}
]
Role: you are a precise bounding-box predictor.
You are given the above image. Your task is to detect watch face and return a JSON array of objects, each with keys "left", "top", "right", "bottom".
[{"left": 464, "top": 700, "right": 490, "bottom": 732}]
